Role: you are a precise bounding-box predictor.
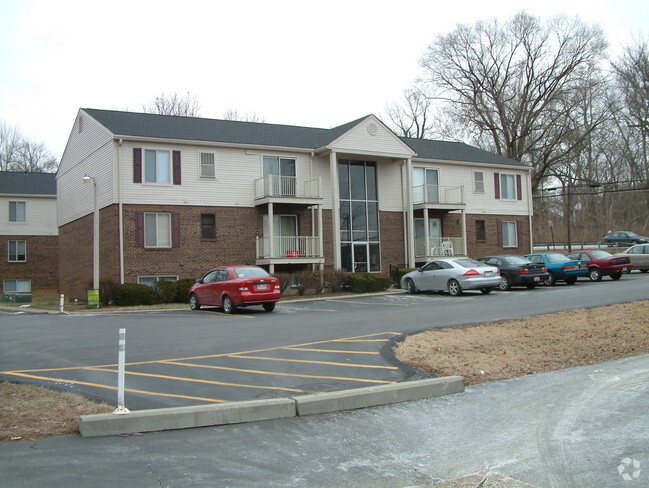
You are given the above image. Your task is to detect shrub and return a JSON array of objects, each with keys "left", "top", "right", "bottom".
[
  {"left": 99, "top": 280, "right": 118, "bottom": 305},
  {"left": 347, "top": 273, "right": 392, "bottom": 293},
  {"left": 273, "top": 273, "right": 294, "bottom": 293},
  {"left": 395, "top": 268, "right": 418, "bottom": 288},
  {"left": 173, "top": 279, "right": 195, "bottom": 302},
  {"left": 113, "top": 283, "right": 157, "bottom": 306},
  {"left": 323, "top": 268, "right": 349, "bottom": 292},
  {"left": 154, "top": 280, "right": 177, "bottom": 303}
]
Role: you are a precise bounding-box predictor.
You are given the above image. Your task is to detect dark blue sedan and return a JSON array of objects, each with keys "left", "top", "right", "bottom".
[{"left": 524, "top": 252, "right": 588, "bottom": 286}]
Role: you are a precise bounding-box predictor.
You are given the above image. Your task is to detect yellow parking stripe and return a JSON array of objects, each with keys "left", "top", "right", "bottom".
[
  {"left": 229, "top": 354, "right": 399, "bottom": 369},
  {"left": 161, "top": 361, "right": 395, "bottom": 384},
  {"left": 334, "top": 339, "right": 389, "bottom": 343},
  {"left": 283, "top": 347, "right": 379, "bottom": 355},
  {"left": 4, "top": 372, "right": 227, "bottom": 403},
  {"left": 86, "top": 367, "right": 306, "bottom": 393}
]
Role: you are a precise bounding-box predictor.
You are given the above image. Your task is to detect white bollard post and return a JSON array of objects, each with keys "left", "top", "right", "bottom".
[
  {"left": 58, "top": 294, "right": 64, "bottom": 314},
  {"left": 113, "top": 328, "right": 130, "bottom": 414}
]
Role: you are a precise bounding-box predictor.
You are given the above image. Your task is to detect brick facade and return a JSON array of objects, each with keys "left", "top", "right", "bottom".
[
  {"left": 1, "top": 235, "right": 59, "bottom": 293},
  {"left": 465, "top": 213, "right": 530, "bottom": 258},
  {"left": 380, "top": 211, "right": 406, "bottom": 269}
]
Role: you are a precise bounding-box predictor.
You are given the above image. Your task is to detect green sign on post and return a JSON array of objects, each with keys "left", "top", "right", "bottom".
[{"left": 87, "top": 289, "right": 100, "bottom": 307}]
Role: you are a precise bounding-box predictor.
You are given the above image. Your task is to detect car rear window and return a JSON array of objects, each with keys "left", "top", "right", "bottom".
[
  {"left": 453, "top": 258, "right": 487, "bottom": 268},
  {"left": 546, "top": 253, "right": 569, "bottom": 263},
  {"left": 591, "top": 251, "right": 612, "bottom": 258},
  {"left": 506, "top": 256, "right": 531, "bottom": 265},
  {"left": 234, "top": 267, "right": 270, "bottom": 278}
]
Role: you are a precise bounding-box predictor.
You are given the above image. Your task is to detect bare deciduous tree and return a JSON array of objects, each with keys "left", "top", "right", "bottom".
[
  {"left": 143, "top": 91, "right": 201, "bottom": 117},
  {"left": 420, "top": 11, "right": 609, "bottom": 191},
  {"left": 0, "top": 121, "right": 23, "bottom": 171},
  {"left": 0, "top": 121, "right": 57, "bottom": 172},
  {"left": 384, "top": 86, "right": 436, "bottom": 138},
  {"left": 222, "top": 109, "right": 265, "bottom": 123}
]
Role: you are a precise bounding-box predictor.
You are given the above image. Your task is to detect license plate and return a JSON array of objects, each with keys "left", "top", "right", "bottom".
[
  {"left": 257, "top": 284, "right": 268, "bottom": 290},
  {"left": 534, "top": 277, "right": 540, "bottom": 282},
  {"left": 623, "top": 267, "right": 628, "bottom": 272}
]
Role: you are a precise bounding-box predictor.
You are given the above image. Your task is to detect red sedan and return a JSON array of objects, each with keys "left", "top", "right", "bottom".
[
  {"left": 566, "top": 250, "right": 633, "bottom": 281},
  {"left": 189, "top": 265, "right": 281, "bottom": 313}
]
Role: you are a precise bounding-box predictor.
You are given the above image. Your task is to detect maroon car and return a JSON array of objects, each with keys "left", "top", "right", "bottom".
[
  {"left": 189, "top": 265, "right": 281, "bottom": 313},
  {"left": 566, "top": 250, "right": 633, "bottom": 281}
]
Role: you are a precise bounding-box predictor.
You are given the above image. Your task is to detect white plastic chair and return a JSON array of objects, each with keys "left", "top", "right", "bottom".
[{"left": 442, "top": 241, "right": 454, "bottom": 256}]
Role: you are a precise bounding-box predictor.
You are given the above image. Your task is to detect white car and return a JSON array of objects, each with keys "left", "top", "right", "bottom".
[
  {"left": 619, "top": 244, "right": 649, "bottom": 273},
  {"left": 401, "top": 257, "right": 501, "bottom": 296}
]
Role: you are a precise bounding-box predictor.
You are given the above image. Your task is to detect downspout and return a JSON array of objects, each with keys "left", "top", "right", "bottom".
[
  {"left": 117, "top": 138, "right": 125, "bottom": 284},
  {"left": 401, "top": 162, "right": 408, "bottom": 265},
  {"left": 405, "top": 158, "right": 415, "bottom": 267},
  {"left": 527, "top": 167, "right": 534, "bottom": 253}
]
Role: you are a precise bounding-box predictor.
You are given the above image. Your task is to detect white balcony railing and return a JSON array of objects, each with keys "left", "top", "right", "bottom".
[
  {"left": 415, "top": 237, "right": 465, "bottom": 258},
  {"left": 255, "top": 175, "right": 322, "bottom": 200},
  {"left": 412, "top": 184, "right": 464, "bottom": 205},
  {"left": 256, "top": 236, "right": 321, "bottom": 259}
]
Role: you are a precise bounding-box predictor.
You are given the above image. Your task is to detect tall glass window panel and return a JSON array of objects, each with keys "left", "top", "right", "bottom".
[
  {"left": 369, "top": 243, "right": 381, "bottom": 272},
  {"left": 351, "top": 201, "right": 367, "bottom": 241},
  {"left": 340, "top": 201, "right": 351, "bottom": 241},
  {"left": 367, "top": 202, "right": 379, "bottom": 241},
  {"left": 350, "top": 161, "right": 366, "bottom": 200},
  {"left": 353, "top": 243, "right": 368, "bottom": 272},
  {"left": 341, "top": 243, "right": 352, "bottom": 272},
  {"left": 338, "top": 161, "right": 350, "bottom": 199},
  {"left": 365, "top": 164, "right": 377, "bottom": 200}
]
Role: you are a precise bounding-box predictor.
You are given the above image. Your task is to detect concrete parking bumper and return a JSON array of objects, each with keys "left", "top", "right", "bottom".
[{"left": 79, "top": 376, "right": 464, "bottom": 437}]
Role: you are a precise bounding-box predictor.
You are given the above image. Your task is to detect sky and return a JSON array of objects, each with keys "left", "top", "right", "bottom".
[{"left": 0, "top": 0, "right": 648, "bottom": 160}]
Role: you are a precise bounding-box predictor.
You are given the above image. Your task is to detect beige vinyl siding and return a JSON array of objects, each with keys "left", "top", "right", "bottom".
[
  {"left": 0, "top": 196, "right": 58, "bottom": 236},
  {"left": 329, "top": 117, "right": 415, "bottom": 159},
  {"left": 377, "top": 160, "right": 404, "bottom": 212}
]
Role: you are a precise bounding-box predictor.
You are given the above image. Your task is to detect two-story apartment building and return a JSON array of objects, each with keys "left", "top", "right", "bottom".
[
  {"left": 0, "top": 171, "right": 58, "bottom": 298},
  {"left": 57, "top": 109, "right": 532, "bottom": 299}
]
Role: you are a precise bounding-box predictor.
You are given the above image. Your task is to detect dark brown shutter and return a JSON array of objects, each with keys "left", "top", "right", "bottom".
[
  {"left": 172, "top": 151, "right": 181, "bottom": 185},
  {"left": 494, "top": 173, "right": 500, "bottom": 199},
  {"left": 497, "top": 219, "right": 503, "bottom": 247},
  {"left": 136, "top": 212, "right": 144, "bottom": 246},
  {"left": 516, "top": 174, "right": 522, "bottom": 200},
  {"left": 172, "top": 213, "right": 180, "bottom": 247},
  {"left": 133, "top": 148, "right": 142, "bottom": 183}
]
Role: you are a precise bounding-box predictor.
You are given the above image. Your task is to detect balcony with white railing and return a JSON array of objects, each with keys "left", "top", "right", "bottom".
[
  {"left": 254, "top": 175, "right": 322, "bottom": 204},
  {"left": 415, "top": 237, "right": 465, "bottom": 260},
  {"left": 412, "top": 184, "right": 465, "bottom": 209},
  {"left": 255, "top": 235, "right": 324, "bottom": 264}
]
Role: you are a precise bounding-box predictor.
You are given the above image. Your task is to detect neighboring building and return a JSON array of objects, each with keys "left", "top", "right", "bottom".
[
  {"left": 57, "top": 108, "right": 533, "bottom": 299},
  {"left": 0, "top": 171, "right": 58, "bottom": 297}
]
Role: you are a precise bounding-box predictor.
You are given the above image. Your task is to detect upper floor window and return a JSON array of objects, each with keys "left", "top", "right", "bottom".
[
  {"left": 145, "top": 213, "right": 171, "bottom": 248},
  {"left": 494, "top": 172, "right": 522, "bottom": 200},
  {"left": 8, "top": 240, "right": 26, "bottom": 262},
  {"left": 9, "top": 201, "right": 26, "bottom": 222},
  {"left": 412, "top": 167, "right": 439, "bottom": 204},
  {"left": 473, "top": 171, "right": 484, "bottom": 193},
  {"left": 145, "top": 150, "right": 171, "bottom": 184},
  {"left": 200, "top": 152, "right": 216, "bottom": 179}
]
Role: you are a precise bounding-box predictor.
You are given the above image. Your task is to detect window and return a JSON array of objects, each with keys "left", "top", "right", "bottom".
[
  {"left": 3, "top": 279, "right": 31, "bottom": 293},
  {"left": 201, "top": 214, "right": 216, "bottom": 239},
  {"left": 144, "top": 149, "right": 171, "bottom": 184},
  {"left": 9, "top": 201, "right": 26, "bottom": 223},
  {"left": 200, "top": 152, "right": 216, "bottom": 179},
  {"left": 501, "top": 221, "right": 518, "bottom": 247},
  {"left": 8, "top": 240, "right": 26, "bottom": 262},
  {"left": 413, "top": 167, "right": 439, "bottom": 204},
  {"left": 473, "top": 171, "right": 484, "bottom": 193},
  {"left": 475, "top": 220, "right": 486, "bottom": 241},
  {"left": 263, "top": 156, "right": 296, "bottom": 196},
  {"left": 138, "top": 276, "right": 178, "bottom": 287},
  {"left": 500, "top": 174, "right": 516, "bottom": 199},
  {"left": 145, "top": 213, "right": 171, "bottom": 248}
]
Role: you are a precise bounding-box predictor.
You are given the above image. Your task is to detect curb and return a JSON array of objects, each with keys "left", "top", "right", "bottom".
[{"left": 79, "top": 376, "right": 464, "bottom": 438}]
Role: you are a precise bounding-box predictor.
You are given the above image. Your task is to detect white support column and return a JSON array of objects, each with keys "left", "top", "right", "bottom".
[
  {"left": 423, "top": 211, "right": 429, "bottom": 260},
  {"left": 268, "top": 202, "right": 274, "bottom": 259},
  {"left": 461, "top": 209, "right": 467, "bottom": 256},
  {"left": 405, "top": 158, "right": 415, "bottom": 267},
  {"left": 330, "top": 151, "right": 341, "bottom": 269},
  {"left": 318, "top": 204, "right": 323, "bottom": 260},
  {"left": 113, "top": 328, "right": 130, "bottom": 415}
]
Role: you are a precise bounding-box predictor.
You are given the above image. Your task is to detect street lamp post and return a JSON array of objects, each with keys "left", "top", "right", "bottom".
[{"left": 83, "top": 175, "right": 99, "bottom": 300}]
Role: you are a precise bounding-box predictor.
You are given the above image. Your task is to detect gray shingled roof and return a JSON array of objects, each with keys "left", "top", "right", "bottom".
[
  {"left": 0, "top": 171, "right": 57, "bottom": 195},
  {"left": 83, "top": 109, "right": 526, "bottom": 168}
]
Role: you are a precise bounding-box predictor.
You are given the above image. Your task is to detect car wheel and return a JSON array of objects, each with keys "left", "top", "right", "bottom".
[
  {"left": 480, "top": 287, "right": 492, "bottom": 294},
  {"left": 189, "top": 293, "right": 201, "bottom": 310},
  {"left": 565, "top": 277, "right": 577, "bottom": 285},
  {"left": 405, "top": 278, "right": 417, "bottom": 294},
  {"left": 222, "top": 296, "right": 237, "bottom": 314},
  {"left": 610, "top": 271, "right": 622, "bottom": 280},
  {"left": 263, "top": 302, "right": 276, "bottom": 312},
  {"left": 588, "top": 267, "right": 602, "bottom": 282},
  {"left": 544, "top": 272, "right": 556, "bottom": 286},
  {"left": 498, "top": 275, "right": 511, "bottom": 291},
  {"left": 526, "top": 284, "right": 537, "bottom": 289},
  {"left": 448, "top": 279, "right": 462, "bottom": 296}
]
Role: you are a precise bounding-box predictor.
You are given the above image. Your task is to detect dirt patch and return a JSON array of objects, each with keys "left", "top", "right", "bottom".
[
  {"left": 394, "top": 300, "right": 649, "bottom": 385},
  {"left": 0, "top": 382, "right": 112, "bottom": 441}
]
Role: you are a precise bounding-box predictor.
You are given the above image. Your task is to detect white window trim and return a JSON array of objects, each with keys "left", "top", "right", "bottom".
[
  {"left": 199, "top": 151, "right": 217, "bottom": 179},
  {"left": 473, "top": 171, "right": 485, "bottom": 193},
  {"left": 8, "top": 201, "right": 27, "bottom": 224},
  {"left": 502, "top": 221, "right": 518, "bottom": 247},
  {"left": 144, "top": 212, "right": 172, "bottom": 248},
  {"left": 261, "top": 155, "right": 298, "bottom": 177},
  {"left": 8, "top": 240, "right": 27, "bottom": 262},
  {"left": 137, "top": 275, "right": 179, "bottom": 287},
  {"left": 500, "top": 173, "right": 517, "bottom": 200},
  {"left": 143, "top": 149, "right": 173, "bottom": 185}
]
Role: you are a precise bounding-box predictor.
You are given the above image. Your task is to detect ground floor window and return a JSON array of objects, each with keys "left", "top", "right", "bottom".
[
  {"left": 138, "top": 276, "right": 178, "bottom": 287},
  {"left": 201, "top": 213, "right": 216, "bottom": 239},
  {"left": 145, "top": 213, "right": 171, "bottom": 247},
  {"left": 341, "top": 242, "right": 380, "bottom": 273},
  {"left": 8, "top": 240, "right": 26, "bottom": 262},
  {"left": 3, "top": 279, "right": 31, "bottom": 293},
  {"left": 501, "top": 221, "right": 518, "bottom": 247},
  {"left": 475, "top": 220, "right": 486, "bottom": 242}
]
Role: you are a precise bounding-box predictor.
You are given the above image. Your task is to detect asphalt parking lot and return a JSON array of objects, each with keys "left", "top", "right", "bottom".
[{"left": 2, "top": 275, "right": 648, "bottom": 410}]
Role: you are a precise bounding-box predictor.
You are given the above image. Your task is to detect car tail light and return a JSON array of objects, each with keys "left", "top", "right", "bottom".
[
  {"left": 542, "top": 267, "right": 547, "bottom": 272},
  {"left": 563, "top": 265, "right": 577, "bottom": 271},
  {"left": 463, "top": 269, "right": 480, "bottom": 276},
  {"left": 519, "top": 267, "right": 529, "bottom": 274}
]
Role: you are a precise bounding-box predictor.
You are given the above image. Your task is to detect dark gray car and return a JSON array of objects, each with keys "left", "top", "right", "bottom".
[{"left": 601, "top": 231, "right": 649, "bottom": 248}]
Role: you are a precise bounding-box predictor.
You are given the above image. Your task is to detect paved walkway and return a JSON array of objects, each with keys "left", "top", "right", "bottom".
[{"left": 2, "top": 355, "right": 647, "bottom": 487}]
